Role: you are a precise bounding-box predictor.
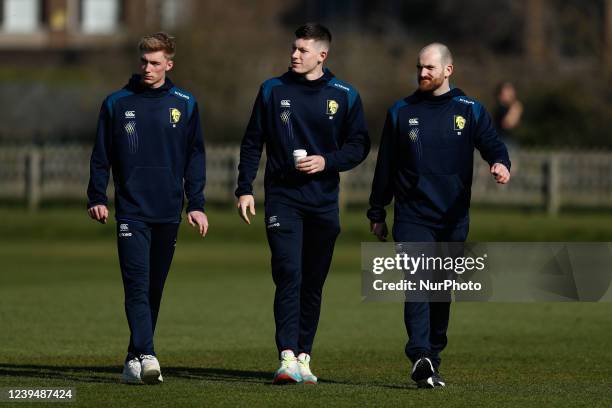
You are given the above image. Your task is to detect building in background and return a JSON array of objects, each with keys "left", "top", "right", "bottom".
[{"left": 0, "top": 0, "right": 192, "bottom": 50}]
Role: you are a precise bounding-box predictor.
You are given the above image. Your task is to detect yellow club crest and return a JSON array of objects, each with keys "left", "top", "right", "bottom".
[
  {"left": 170, "top": 108, "right": 181, "bottom": 124},
  {"left": 454, "top": 115, "right": 466, "bottom": 130},
  {"left": 326, "top": 99, "right": 339, "bottom": 115}
]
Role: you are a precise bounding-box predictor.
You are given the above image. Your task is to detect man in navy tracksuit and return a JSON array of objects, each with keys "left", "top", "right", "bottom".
[
  {"left": 87, "top": 32, "right": 208, "bottom": 385},
  {"left": 367, "top": 43, "right": 511, "bottom": 388},
  {"left": 236, "top": 23, "right": 370, "bottom": 384}
]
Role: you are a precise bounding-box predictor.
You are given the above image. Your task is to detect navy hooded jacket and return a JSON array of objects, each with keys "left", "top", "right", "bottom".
[
  {"left": 367, "top": 88, "right": 510, "bottom": 227},
  {"left": 87, "top": 75, "right": 205, "bottom": 223},
  {"left": 236, "top": 69, "right": 370, "bottom": 211}
]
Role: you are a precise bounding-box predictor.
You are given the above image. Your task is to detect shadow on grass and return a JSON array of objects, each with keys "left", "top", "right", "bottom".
[
  {"left": 0, "top": 364, "right": 269, "bottom": 385},
  {"left": 0, "top": 363, "right": 410, "bottom": 389}
]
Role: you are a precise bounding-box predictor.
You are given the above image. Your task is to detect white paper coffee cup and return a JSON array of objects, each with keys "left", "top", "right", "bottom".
[{"left": 293, "top": 149, "right": 307, "bottom": 168}]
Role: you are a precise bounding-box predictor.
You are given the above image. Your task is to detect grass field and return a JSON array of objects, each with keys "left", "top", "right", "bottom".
[{"left": 1, "top": 206, "right": 611, "bottom": 407}]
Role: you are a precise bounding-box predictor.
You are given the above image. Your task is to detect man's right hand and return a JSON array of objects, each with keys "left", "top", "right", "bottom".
[
  {"left": 237, "top": 195, "right": 256, "bottom": 225},
  {"left": 88, "top": 204, "right": 109, "bottom": 224},
  {"left": 370, "top": 221, "right": 388, "bottom": 242}
]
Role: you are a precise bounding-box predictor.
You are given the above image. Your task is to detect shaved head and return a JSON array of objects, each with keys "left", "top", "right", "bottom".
[
  {"left": 416, "top": 43, "right": 454, "bottom": 95},
  {"left": 419, "top": 43, "right": 453, "bottom": 66}
]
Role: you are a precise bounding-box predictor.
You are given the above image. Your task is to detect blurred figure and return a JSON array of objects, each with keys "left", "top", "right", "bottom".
[
  {"left": 87, "top": 32, "right": 208, "bottom": 385},
  {"left": 367, "top": 43, "right": 510, "bottom": 389},
  {"left": 493, "top": 81, "right": 523, "bottom": 150},
  {"left": 236, "top": 23, "right": 370, "bottom": 385}
]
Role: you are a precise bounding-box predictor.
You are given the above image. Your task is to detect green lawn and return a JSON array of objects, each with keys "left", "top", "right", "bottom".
[{"left": 0, "top": 207, "right": 611, "bottom": 407}]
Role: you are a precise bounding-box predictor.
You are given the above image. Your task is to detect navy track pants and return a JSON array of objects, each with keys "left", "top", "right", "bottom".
[
  {"left": 116, "top": 219, "right": 179, "bottom": 359},
  {"left": 393, "top": 221, "right": 469, "bottom": 369},
  {"left": 265, "top": 203, "right": 340, "bottom": 356}
]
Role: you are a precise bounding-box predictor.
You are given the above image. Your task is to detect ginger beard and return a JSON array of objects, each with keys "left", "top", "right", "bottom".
[{"left": 418, "top": 71, "right": 446, "bottom": 93}]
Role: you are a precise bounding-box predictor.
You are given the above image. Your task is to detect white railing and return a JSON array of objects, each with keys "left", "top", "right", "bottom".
[{"left": 1, "top": 145, "right": 611, "bottom": 214}]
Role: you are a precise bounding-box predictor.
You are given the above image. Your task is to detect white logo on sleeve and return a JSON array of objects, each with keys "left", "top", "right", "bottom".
[
  {"left": 280, "top": 100, "right": 291, "bottom": 107},
  {"left": 409, "top": 118, "right": 419, "bottom": 126},
  {"left": 125, "top": 111, "right": 136, "bottom": 118}
]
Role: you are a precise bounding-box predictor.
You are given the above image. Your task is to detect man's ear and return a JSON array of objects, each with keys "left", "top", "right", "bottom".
[
  {"left": 318, "top": 49, "right": 328, "bottom": 64},
  {"left": 445, "top": 63, "right": 453, "bottom": 78},
  {"left": 166, "top": 59, "right": 174, "bottom": 72}
]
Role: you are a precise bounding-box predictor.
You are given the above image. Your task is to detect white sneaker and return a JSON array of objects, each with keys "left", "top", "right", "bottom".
[
  {"left": 273, "top": 350, "right": 302, "bottom": 384},
  {"left": 297, "top": 353, "right": 318, "bottom": 385},
  {"left": 140, "top": 354, "right": 163, "bottom": 384},
  {"left": 120, "top": 357, "right": 142, "bottom": 384}
]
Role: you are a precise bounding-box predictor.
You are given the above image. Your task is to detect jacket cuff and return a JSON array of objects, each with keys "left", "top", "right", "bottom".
[
  {"left": 492, "top": 158, "right": 511, "bottom": 171},
  {"left": 186, "top": 205, "right": 205, "bottom": 214},
  {"left": 367, "top": 207, "right": 387, "bottom": 223},
  {"left": 235, "top": 187, "right": 253, "bottom": 198},
  {"left": 322, "top": 153, "right": 337, "bottom": 172}
]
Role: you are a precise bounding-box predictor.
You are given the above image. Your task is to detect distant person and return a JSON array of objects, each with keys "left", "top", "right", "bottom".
[
  {"left": 367, "top": 43, "right": 510, "bottom": 388},
  {"left": 493, "top": 81, "right": 523, "bottom": 149},
  {"left": 236, "top": 23, "right": 370, "bottom": 384},
  {"left": 87, "top": 32, "right": 208, "bottom": 384}
]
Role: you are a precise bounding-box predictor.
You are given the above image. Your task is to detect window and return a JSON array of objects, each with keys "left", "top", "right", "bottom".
[
  {"left": 2, "top": 0, "right": 40, "bottom": 33},
  {"left": 161, "top": 0, "right": 188, "bottom": 29},
  {"left": 81, "top": 0, "right": 119, "bottom": 34}
]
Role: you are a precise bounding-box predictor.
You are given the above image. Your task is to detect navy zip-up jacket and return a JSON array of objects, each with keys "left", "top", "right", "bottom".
[
  {"left": 367, "top": 88, "right": 510, "bottom": 227},
  {"left": 236, "top": 69, "right": 370, "bottom": 211},
  {"left": 87, "top": 75, "right": 205, "bottom": 223}
]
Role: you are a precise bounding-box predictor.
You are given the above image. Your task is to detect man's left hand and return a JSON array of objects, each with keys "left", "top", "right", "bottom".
[
  {"left": 188, "top": 210, "right": 209, "bottom": 237},
  {"left": 490, "top": 163, "right": 510, "bottom": 184},
  {"left": 297, "top": 155, "right": 325, "bottom": 174}
]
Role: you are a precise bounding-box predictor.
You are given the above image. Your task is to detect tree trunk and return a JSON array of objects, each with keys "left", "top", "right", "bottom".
[
  {"left": 605, "top": 0, "right": 612, "bottom": 70},
  {"left": 524, "top": 0, "right": 547, "bottom": 64}
]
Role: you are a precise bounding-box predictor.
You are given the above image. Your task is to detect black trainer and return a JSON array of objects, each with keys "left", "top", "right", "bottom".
[
  {"left": 431, "top": 371, "right": 446, "bottom": 387},
  {"left": 411, "top": 357, "right": 435, "bottom": 388}
]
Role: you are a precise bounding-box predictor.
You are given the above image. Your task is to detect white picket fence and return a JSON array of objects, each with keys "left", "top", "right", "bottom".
[{"left": 1, "top": 145, "right": 611, "bottom": 214}]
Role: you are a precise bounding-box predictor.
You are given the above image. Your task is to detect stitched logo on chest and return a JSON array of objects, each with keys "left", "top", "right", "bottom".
[
  {"left": 280, "top": 110, "right": 291, "bottom": 124},
  {"left": 409, "top": 128, "right": 419, "bottom": 142},
  {"left": 170, "top": 108, "right": 181, "bottom": 124},
  {"left": 124, "top": 121, "right": 138, "bottom": 154},
  {"left": 326, "top": 99, "right": 339, "bottom": 116},
  {"left": 454, "top": 115, "right": 466, "bottom": 130}
]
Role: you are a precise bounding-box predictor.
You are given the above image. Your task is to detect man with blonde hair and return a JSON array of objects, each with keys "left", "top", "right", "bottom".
[{"left": 87, "top": 32, "right": 208, "bottom": 384}]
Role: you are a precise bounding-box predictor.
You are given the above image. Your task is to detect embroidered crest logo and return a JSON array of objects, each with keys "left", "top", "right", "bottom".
[
  {"left": 326, "top": 100, "right": 339, "bottom": 115},
  {"left": 170, "top": 108, "right": 181, "bottom": 124},
  {"left": 454, "top": 115, "right": 466, "bottom": 130}
]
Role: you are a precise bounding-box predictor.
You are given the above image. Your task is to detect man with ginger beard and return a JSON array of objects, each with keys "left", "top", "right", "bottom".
[{"left": 367, "top": 43, "right": 511, "bottom": 388}]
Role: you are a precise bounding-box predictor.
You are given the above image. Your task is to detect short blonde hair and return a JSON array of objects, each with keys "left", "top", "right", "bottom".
[{"left": 138, "top": 32, "right": 176, "bottom": 59}]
